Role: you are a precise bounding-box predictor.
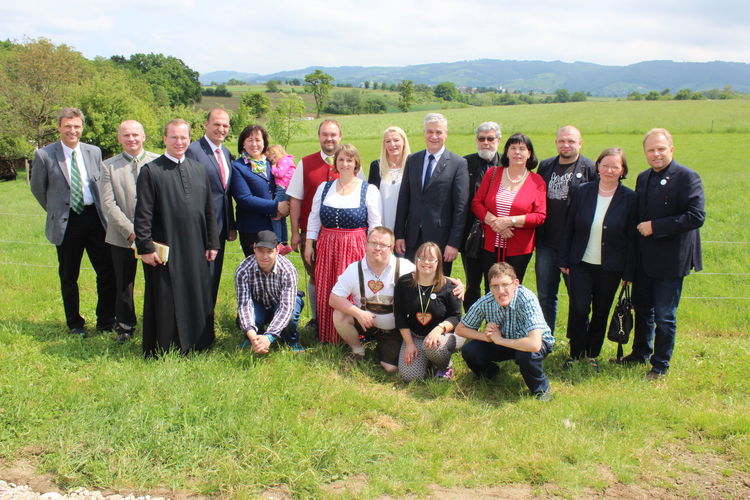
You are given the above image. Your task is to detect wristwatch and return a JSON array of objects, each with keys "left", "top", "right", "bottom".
[{"left": 510, "top": 216, "right": 517, "bottom": 226}]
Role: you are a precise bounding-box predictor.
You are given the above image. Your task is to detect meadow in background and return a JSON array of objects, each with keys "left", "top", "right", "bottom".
[{"left": 0, "top": 99, "right": 748, "bottom": 498}]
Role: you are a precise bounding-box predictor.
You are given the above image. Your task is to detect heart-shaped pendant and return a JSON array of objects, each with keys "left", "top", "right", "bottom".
[{"left": 416, "top": 312, "right": 432, "bottom": 325}]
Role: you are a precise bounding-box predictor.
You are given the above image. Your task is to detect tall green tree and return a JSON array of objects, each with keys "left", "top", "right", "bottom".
[
  {"left": 0, "top": 38, "right": 88, "bottom": 150},
  {"left": 398, "top": 80, "right": 415, "bottom": 112},
  {"left": 267, "top": 94, "right": 306, "bottom": 148},
  {"left": 304, "top": 70, "right": 334, "bottom": 118},
  {"left": 434, "top": 81, "right": 459, "bottom": 101},
  {"left": 231, "top": 92, "right": 271, "bottom": 132},
  {"left": 111, "top": 53, "right": 202, "bottom": 107}
]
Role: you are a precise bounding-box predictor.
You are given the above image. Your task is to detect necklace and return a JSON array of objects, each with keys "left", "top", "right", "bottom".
[
  {"left": 505, "top": 167, "right": 528, "bottom": 185},
  {"left": 416, "top": 283, "right": 435, "bottom": 325},
  {"left": 337, "top": 177, "right": 358, "bottom": 193},
  {"left": 368, "top": 267, "right": 385, "bottom": 293},
  {"left": 599, "top": 183, "right": 618, "bottom": 196}
]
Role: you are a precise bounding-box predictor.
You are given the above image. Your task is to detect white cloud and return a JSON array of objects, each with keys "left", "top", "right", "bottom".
[{"left": 0, "top": 0, "right": 747, "bottom": 74}]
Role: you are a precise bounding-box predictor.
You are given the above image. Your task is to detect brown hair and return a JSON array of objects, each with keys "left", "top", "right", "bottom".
[
  {"left": 488, "top": 262, "right": 517, "bottom": 283},
  {"left": 368, "top": 226, "right": 395, "bottom": 246},
  {"left": 412, "top": 242, "right": 446, "bottom": 290},
  {"left": 595, "top": 147, "right": 629, "bottom": 179},
  {"left": 333, "top": 143, "right": 361, "bottom": 175},
  {"left": 57, "top": 107, "right": 85, "bottom": 126}
]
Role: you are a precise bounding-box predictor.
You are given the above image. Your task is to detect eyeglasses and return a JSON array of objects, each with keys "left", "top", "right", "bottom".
[
  {"left": 489, "top": 281, "right": 515, "bottom": 291},
  {"left": 416, "top": 256, "right": 438, "bottom": 264},
  {"left": 477, "top": 136, "right": 497, "bottom": 142},
  {"left": 367, "top": 241, "right": 391, "bottom": 249}
]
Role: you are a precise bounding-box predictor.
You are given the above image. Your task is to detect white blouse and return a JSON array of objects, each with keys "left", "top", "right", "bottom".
[
  {"left": 582, "top": 194, "right": 614, "bottom": 265},
  {"left": 306, "top": 178, "right": 383, "bottom": 240}
]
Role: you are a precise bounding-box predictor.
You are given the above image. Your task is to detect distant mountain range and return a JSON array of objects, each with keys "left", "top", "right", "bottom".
[{"left": 199, "top": 59, "right": 750, "bottom": 96}]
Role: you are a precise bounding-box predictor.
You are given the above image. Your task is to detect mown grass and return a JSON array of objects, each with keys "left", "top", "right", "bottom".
[{"left": 1, "top": 100, "right": 749, "bottom": 498}]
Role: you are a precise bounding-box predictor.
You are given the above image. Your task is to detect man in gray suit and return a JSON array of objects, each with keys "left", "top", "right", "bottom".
[
  {"left": 185, "top": 108, "right": 236, "bottom": 312},
  {"left": 100, "top": 120, "right": 159, "bottom": 343},
  {"left": 30, "top": 107, "right": 116, "bottom": 337},
  {"left": 394, "top": 113, "right": 469, "bottom": 275}
]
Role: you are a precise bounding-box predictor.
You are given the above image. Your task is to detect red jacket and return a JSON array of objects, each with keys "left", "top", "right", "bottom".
[{"left": 471, "top": 166, "right": 547, "bottom": 257}]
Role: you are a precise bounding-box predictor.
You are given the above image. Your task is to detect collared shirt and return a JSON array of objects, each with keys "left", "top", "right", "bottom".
[
  {"left": 235, "top": 253, "right": 298, "bottom": 337},
  {"left": 203, "top": 135, "right": 230, "bottom": 184},
  {"left": 164, "top": 152, "right": 183, "bottom": 164},
  {"left": 462, "top": 285, "right": 554, "bottom": 345},
  {"left": 422, "top": 146, "right": 445, "bottom": 187},
  {"left": 122, "top": 150, "right": 149, "bottom": 174},
  {"left": 61, "top": 143, "right": 94, "bottom": 205}
]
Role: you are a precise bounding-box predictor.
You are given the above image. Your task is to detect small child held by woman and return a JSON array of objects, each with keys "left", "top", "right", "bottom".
[{"left": 266, "top": 144, "right": 296, "bottom": 255}]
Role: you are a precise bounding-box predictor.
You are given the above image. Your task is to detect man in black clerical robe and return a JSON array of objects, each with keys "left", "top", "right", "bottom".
[{"left": 134, "top": 119, "right": 220, "bottom": 357}]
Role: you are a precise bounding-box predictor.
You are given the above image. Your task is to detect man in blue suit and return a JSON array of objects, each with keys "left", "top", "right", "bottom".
[
  {"left": 619, "top": 128, "right": 705, "bottom": 379},
  {"left": 394, "top": 113, "right": 469, "bottom": 276},
  {"left": 186, "top": 108, "right": 236, "bottom": 312},
  {"left": 30, "top": 107, "right": 116, "bottom": 336}
]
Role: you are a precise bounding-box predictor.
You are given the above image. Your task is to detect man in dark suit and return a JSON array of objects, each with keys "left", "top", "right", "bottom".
[
  {"left": 535, "top": 125, "right": 596, "bottom": 336},
  {"left": 619, "top": 128, "right": 705, "bottom": 379},
  {"left": 185, "top": 108, "right": 236, "bottom": 312},
  {"left": 394, "top": 113, "right": 469, "bottom": 276},
  {"left": 462, "top": 121, "right": 501, "bottom": 310},
  {"left": 30, "top": 107, "right": 116, "bottom": 336}
]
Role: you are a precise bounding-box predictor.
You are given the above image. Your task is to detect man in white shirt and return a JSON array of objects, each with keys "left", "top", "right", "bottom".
[{"left": 30, "top": 107, "right": 116, "bottom": 336}]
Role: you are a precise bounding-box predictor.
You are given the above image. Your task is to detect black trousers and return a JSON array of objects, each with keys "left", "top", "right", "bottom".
[
  {"left": 209, "top": 238, "right": 227, "bottom": 307},
  {"left": 480, "top": 249, "right": 532, "bottom": 285},
  {"left": 55, "top": 206, "right": 116, "bottom": 330},
  {"left": 461, "top": 252, "right": 484, "bottom": 312},
  {"left": 111, "top": 244, "right": 138, "bottom": 330},
  {"left": 239, "top": 231, "right": 261, "bottom": 258},
  {"left": 566, "top": 261, "right": 622, "bottom": 358}
]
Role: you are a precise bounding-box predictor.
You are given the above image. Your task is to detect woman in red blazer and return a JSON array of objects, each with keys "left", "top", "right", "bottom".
[{"left": 471, "top": 133, "right": 546, "bottom": 284}]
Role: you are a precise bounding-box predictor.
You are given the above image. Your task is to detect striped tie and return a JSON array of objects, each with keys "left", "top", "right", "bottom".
[{"left": 70, "top": 150, "right": 84, "bottom": 214}]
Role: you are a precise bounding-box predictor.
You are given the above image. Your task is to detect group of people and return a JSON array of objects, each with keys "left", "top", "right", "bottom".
[{"left": 30, "top": 106, "right": 705, "bottom": 400}]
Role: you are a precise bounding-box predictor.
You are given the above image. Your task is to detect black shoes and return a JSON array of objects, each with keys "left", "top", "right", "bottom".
[
  {"left": 609, "top": 354, "right": 646, "bottom": 365},
  {"left": 69, "top": 326, "right": 87, "bottom": 338}
]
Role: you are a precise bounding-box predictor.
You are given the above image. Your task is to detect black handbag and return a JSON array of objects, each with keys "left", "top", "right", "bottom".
[
  {"left": 607, "top": 283, "right": 633, "bottom": 361},
  {"left": 464, "top": 219, "right": 484, "bottom": 260},
  {"left": 463, "top": 167, "right": 498, "bottom": 260}
]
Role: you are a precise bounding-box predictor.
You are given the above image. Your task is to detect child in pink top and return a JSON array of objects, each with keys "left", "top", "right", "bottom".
[{"left": 266, "top": 144, "right": 296, "bottom": 254}]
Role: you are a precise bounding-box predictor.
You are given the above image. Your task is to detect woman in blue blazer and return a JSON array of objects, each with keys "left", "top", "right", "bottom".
[
  {"left": 558, "top": 147, "right": 637, "bottom": 369},
  {"left": 230, "top": 125, "right": 287, "bottom": 256}
]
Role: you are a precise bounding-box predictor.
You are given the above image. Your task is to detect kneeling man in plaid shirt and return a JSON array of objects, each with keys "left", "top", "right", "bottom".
[
  {"left": 235, "top": 230, "right": 305, "bottom": 354},
  {"left": 456, "top": 262, "right": 554, "bottom": 400}
]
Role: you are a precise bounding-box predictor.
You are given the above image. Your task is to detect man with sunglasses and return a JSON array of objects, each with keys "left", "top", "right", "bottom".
[{"left": 462, "top": 122, "right": 502, "bottom": 310}]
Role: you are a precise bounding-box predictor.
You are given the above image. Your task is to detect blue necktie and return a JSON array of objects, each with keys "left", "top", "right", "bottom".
[{"left": 423, "top": 154, "right": 435, "bottom": 189}]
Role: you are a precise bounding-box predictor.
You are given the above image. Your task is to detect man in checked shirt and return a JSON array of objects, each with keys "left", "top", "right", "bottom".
[{"left": 235, "top": 230, "right": 305, "bottom": 354}]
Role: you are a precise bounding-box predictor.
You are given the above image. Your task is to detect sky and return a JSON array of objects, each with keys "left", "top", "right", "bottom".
[{"left": 2, "top": 0, "right": 749, "bottom": 76}]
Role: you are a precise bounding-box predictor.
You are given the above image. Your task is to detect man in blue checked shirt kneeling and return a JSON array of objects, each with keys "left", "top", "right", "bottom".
[
  {"left": 456, "top": 262, "right": 554, "bottom": 401},
  {"left": 235, "top": 230, "right": 305, "bottom": 354}
]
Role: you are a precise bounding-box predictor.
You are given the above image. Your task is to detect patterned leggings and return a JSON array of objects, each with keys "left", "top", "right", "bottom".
[{"left": 398, "top": 333, "right": 465, "bottom": 382}]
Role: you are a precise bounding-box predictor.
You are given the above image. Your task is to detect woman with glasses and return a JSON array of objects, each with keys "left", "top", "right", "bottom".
[
  {"left": 558, "top": 147, "right": 637, "bottom": 369},
  {"left": 305, "top": 144, "right": 382, "bottom": 343},
  {"left": 394, "top": 242, "right": 464, "bottom": 381},
  {"left": 471, "top": 133, "right": 547, "bottom": 284}
]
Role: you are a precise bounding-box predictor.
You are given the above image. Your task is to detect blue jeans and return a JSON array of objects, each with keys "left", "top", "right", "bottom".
[
  {"left": 534, "top": 244, "right": 569, "bottom": 336},
  {"left": 461, "top": 339, "right": 553, "bottom": 394},
  {"left": 272, "top": 186, "right": 289, "bottom": 243},
  {"left": 631, "top": 273, "right": 684, "bottom": 374},
  {"left": 253, "top": 292, "right": 304, "bottom": 344}
]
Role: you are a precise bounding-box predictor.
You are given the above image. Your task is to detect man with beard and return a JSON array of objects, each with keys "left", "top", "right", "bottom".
[
  {"left": 535, "top": 126, "right": 596, "bottom": 335},
  {"left": 462, "top": 122, "right": 501, "bottom": 310},
  {"left": 134, "top": 119, "right": 220, "bottom": 357}
]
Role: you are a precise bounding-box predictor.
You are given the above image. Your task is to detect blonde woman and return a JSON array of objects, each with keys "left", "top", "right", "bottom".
[
  {"left": 368, "top": 126, "right": 411, "bottom": 231},
  {"left": 394, "top": 242, "right": 464, "bottom": 381}
]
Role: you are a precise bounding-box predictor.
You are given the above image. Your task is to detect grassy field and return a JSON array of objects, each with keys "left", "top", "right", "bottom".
[{"left": 1, "top": 100, "right": 749, "bottom": 498}]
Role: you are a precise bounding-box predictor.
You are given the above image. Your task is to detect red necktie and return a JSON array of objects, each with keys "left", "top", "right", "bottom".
[{"left": 215, "top": 148, "right": 227, "bottom": 189}]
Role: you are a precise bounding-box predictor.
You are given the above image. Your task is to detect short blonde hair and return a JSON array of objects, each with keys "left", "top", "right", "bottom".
[
  {"left": 333, "top": 144, "right": 361, "bottom": 175},
  {"left": 643, "top": 128, "right": 673, "bottom": 147}
]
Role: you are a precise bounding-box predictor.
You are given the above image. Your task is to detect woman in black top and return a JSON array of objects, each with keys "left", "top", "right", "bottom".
[{"left": 394, "top": 242, "right": 464, "bottom": 381}]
